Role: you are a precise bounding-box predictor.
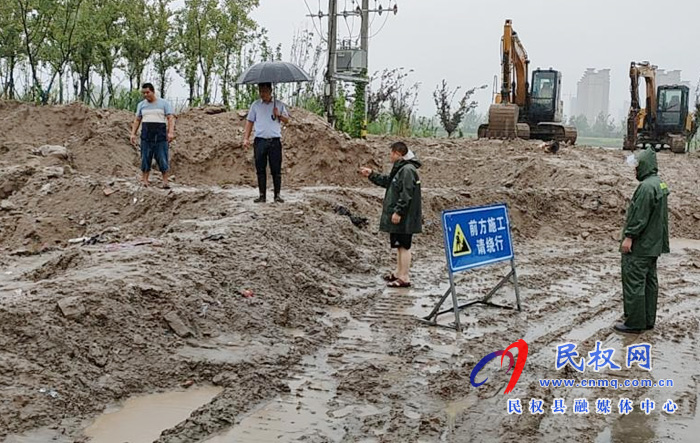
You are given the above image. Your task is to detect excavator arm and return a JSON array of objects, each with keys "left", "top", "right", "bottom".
[
  {"left": 624, "top": 62, "right": 657, "bottom": 150},
  {"left": 500, "top": 19, "right": 530, "bottom": 107}
]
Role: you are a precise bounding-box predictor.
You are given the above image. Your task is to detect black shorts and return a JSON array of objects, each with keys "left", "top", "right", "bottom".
[{"left": 390, "top": 233, "right": 413, "bottom": 250}]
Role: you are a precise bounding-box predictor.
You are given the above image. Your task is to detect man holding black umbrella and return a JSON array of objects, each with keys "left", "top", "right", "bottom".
[
  {"left": 242, "top": 83, "right": 290, "bottom": 203},
  {"left": 237, "top": 61, "right": 311, "bottom": 203}
]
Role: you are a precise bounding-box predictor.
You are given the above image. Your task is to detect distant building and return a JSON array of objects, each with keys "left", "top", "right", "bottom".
[
  {"left": 656, "top": 69, "right": 691, "bottom": 88},
  {"left": 574, "top": 68, "right": 611, "bottom": 123}
]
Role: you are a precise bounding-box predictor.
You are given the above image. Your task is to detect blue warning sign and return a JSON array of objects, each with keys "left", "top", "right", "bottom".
[{"left": 442, "top": 203, "right": 514, "bottom": 273}]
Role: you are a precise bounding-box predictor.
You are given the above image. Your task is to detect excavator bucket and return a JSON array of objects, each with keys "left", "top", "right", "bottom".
[{"left": 485, "top": 104, "right": 519, "bottom": 139}]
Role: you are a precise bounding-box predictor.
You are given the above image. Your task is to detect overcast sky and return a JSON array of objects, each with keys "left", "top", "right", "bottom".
[{"left": 239, "top": 0, "right": 699, "bottom": 122}]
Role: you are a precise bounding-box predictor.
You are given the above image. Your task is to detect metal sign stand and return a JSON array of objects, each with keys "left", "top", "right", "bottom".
[
  {"left": 422, "top": 204, "right": 522, "bottom": 331},
  {"left": 421, "top": 258, "right": 522, "bottom": 331}
]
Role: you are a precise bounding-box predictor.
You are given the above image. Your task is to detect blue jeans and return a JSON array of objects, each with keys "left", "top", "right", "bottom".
[{"left": 140, "top": 140, "right": 169, "bottom": 173}]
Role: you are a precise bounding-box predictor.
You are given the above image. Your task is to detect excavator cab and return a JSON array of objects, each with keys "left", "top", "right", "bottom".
[
  {"left": 529, "top": 69, "right": 563, "bottom": 124},
  {"left": 656, "top": 85, "right": 689, "bottom": 133}
]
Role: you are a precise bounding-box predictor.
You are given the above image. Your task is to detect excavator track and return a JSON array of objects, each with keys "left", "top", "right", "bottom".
[{"left": 530, "top": 123, "right": 578, "bottom": 144}]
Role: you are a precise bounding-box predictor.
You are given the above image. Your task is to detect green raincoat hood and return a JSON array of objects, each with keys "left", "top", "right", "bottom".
[{"left": 636, "top": 148, "right": 658, "bottom": 181}]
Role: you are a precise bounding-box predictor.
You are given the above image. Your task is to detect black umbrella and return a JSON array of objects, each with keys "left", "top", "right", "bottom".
[
  {"left": 237, "top": 61, "right": 312, "bottom": 118},
  {"left": 236, "top": 61, "right": 312, "bottom": 85}
]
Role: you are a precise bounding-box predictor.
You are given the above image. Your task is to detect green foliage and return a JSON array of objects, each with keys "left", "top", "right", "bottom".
[
  {"left": 350, "top": 77, "right": 367, "bottom": 138},
  {"left": 411, "top": 116, "right": 438, "bottom": 138},
  {"left": 110, "top": 87, "right": 142, "bottom": 111},
  {"left": 333, "top": 83, "right": 350, "bottom": 134},
  {"left": 433, "top": 80, "right": 485, "bottom": 137},
  {"left": 461, "top": 109, "right": 485, "bottom": 134},
  {"left": 569, "top": 113, "right": 623, "bottom": 138}
]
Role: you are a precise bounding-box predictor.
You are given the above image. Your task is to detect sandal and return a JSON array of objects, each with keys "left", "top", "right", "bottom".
[
  {"left": 383, "top": 272, "right": 398, "bottom": 282},
  {"left": 387, "top": 278, "right": 411, "bottom": 288}
]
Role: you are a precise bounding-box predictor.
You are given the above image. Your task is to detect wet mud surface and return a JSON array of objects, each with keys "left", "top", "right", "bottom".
[{"left": 1, "top": 101, "right": 700, "bottom": 442}]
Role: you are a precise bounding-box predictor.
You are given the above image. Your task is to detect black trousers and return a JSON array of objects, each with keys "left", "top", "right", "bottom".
[{"left": 254, "top": 137, "right": 282, "bottom": 196}]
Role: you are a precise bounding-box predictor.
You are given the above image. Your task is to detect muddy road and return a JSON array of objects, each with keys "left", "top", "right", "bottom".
[{"left": 1, "top": 102, "right": 700, "bottom": 442}]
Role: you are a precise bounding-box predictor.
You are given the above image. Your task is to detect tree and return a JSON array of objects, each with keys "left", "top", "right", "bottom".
[
  {"left": 591, "top": 112, "right": 615, "bottom": 137},
  {"left": 194, "top": 0, "right": 220, "bottom": 105},
  {"left": 44, "top": 0, "right": 84, "bottom": 103},
  {"left": 569, "top": 115, "right": 590, "bottom": 136},
  {"left": 0, "top": 1, "right": 23, "bottom": 99},
  {"left": 94, "top": 0, "right": 123, "bottom": 106},
  {"left": 175, "top": 1, "right": 199, "bottom": 104},
  {"left": 71, "top": 0, "right": 99, "bottom": 103},
  {"left": 461, "top": 109, "right": 484, "bottom": 134},
  {"left": 122, "top": 0, "right": 153, "bottom": 91},
  {"left": 433, "top": 80, "right": 486, "bottom": 137},
  {"left": 350, "top": 75, "right": 367, "bottom": 138},
  {"left": 388, "top": 73, "right": 420, "bottom": 136},
  {"left": 367, "top": 68, "right": 411, "bottom": 123},
  {"left": 151, "top": 0, "right": 176, "bottom": 98},
  {"left": 216, "top": 0, "right": 258, "bottom": 108},
  {"left": 17, "top": 0, "right": 57, "bottom": 102},
  {"left": 288, "top": 27, "right": 324, "bottom": 111}
]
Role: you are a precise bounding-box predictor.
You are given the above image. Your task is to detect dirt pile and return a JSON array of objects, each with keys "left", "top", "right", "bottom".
[{"left": 0, "top": 101, "right": 379, "bottom": 189}]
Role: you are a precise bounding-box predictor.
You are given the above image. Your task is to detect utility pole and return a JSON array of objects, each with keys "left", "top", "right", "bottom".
[
  {"left": 309, "top": 1, "right": 398, "bottom": 128},
  {"left": 360, "top": 0, "right": 369, "bottom": 54},
  {"left": 324, "top": 0, "right": 338, "bottom": 126},
  {"left": 358, "top": 0, "right": 369, "bottom": 137}
]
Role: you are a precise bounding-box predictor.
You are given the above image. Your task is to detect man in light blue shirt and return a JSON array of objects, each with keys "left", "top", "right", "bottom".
[
  {"left": 130, "top": 83, "right": 175, "bottom": 188},
  {"left": 242, "top": 83, "right": 290, "bottom": 203}
]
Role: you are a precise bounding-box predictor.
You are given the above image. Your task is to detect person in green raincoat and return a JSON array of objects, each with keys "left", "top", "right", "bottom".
[
  {"left": 615, "top": 148, "right": 670, "bottom": 333},
  {"left": 359, "top": 141, "right": 422, "bottom": 288}
]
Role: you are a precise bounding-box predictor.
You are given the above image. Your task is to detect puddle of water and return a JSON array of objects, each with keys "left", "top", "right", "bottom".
[
  {"left": 563, "top": 311, "right": 618, "bottom": 342},
  {"left": 283, "top": 327, "right": 306, "bottom": 338},
  {"left": 330, "top": 404, "right": 386, "bottom": 419},
  {"left": 327, "top": 306, "right": 351, "bottom": 319},
  {"left": 339, "top": 317, "right": 373, "bottom": 341},
  {"left": 444, "top": 398, "right": 473, "bottom": 432},
  {"left": 595, "top": 409, "right": 656, "bottom": 443},
  {"left": 671, "top": 238, "right": 700, "bottom": 250},
  {"left": 3, "top": 428, "right": 71, "bottom": 443},
  {"left": 82, "top": 385, "right": 222, "bottom": 443},
  {"left": 204, "top": 351, "right": 343, "bottom": 443},
  {"left": 178, "top": 342, "right": 290, "bottom": 365}
]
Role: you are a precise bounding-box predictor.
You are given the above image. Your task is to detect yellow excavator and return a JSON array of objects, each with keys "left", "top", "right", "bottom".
[
  {"left": 623, "top": 61, "right": 697, "bottom": 153},
  {"left": 478, "top": 19, "right": 577, "bottom": 144}
]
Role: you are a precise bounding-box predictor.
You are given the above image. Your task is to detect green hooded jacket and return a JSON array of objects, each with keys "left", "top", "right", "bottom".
[
  {"left": 622, "top": 148, "right": 670, "bottom": 257},
  {"left": 369, "top": 152, "right": 422, "bottom": 234}
]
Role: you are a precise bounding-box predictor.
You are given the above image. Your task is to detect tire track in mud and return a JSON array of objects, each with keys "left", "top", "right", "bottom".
[{"left": 203, "top": 288, "right": 428, "bottom": 442}]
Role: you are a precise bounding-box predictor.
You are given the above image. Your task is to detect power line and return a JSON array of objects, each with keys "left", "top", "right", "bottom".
[
  {"left": 304, "top": 0, "right": 327, "bottom": 42},
  {"left": 368, "top": 8, "right": 390, "bottom": 38},
  {"left": 342, "top": 0, "right": 357, "bottom": 40}
]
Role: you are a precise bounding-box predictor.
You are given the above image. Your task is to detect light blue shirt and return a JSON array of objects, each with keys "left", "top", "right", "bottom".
[
  {"left": 136, "top": 98, "right": 174, "bottom": 141},
  {"left": 247, "top": 99, "right": 289, "bottom": 138}
]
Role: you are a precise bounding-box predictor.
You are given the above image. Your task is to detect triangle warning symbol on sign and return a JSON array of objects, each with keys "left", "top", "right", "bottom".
[{"left": 452, "top": 224, "right": 472, "bottom": 257}]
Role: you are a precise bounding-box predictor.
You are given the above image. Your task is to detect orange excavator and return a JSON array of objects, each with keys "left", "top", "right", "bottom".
[
  {"left": 623, "top": 61, "right": 697, "bottom": 153},
  {"left": 478, "top": 19, "right": 577, "bottom": 144}
]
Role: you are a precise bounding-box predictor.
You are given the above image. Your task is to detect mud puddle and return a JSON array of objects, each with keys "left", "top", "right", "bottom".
[
  {"left": 82, "top": 386, "right": 222, "bottom": 443},
  {"left": 204, "top": 298, "right": 415, "bottom": 442},
  {"left": 3, "top": 428, "right": 72, "bottom": 443},
  {"left": 204, "top": 350, "right": 343, "bottom": 443}
]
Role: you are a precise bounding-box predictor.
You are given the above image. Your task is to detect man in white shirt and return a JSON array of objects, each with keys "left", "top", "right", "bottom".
[{"left": 242, "top": 83, "right": 290, "bottom": 203}]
